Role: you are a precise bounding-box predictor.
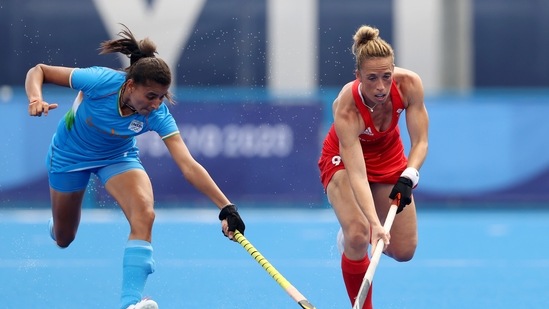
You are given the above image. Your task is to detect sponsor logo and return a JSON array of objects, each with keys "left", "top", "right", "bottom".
[{"left": 362, "top": 127, "right": 374, "bottom": 136}]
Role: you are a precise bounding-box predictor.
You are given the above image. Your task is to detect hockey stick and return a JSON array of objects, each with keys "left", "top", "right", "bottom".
[
  {"left": 352, "top": 199, "right": 400, "bottom": 309},
  {"left": 234, "top": 230, "right": 317, "bottom": 309}
]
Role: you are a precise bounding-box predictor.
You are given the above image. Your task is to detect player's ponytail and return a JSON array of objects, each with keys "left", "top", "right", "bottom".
[
  {"left": 99, "top": 24, "right": 174, "bottom": 104},
  {"left": 352, "top": 25, "right": 394, "bottom": 69},
  {"left": 99, "top": 24, "right": 157, "bottom": 66}
]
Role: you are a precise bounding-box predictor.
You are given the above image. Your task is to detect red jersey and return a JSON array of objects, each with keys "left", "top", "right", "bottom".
[{"left": 318, "top": 79, "right": 408, "bottom": 189}]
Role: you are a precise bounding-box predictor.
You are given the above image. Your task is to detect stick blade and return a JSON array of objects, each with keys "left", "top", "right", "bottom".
[{"left": 298, "top": 300, "right": 316, "bottom": 309}]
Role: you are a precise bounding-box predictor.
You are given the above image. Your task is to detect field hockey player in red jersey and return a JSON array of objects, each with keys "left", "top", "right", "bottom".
[{"left": 317, "top": 24, "right": 429, "bottom": 308}]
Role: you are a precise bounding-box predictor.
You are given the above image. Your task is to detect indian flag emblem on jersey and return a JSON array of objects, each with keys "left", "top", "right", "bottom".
[
  {"left": 128, "top": 119, "right": 144, "bottom": 133},
  {"left": 64, "top": 91, "right": 84, "bottom": 131}
]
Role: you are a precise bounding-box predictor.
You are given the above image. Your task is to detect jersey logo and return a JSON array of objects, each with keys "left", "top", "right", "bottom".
[
  {"left": 397, "top": 108, "right": 404, "bottom": 114},
  {"left": 362, "top": 127, "right": 374, "bottom": 136},
  {"left": 128, "top": 120, "right": 144, "bottom": 133}
]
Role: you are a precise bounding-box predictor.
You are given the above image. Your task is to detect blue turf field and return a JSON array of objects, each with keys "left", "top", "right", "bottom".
[{"left": 1, "top": 207, "right": 548, "bottom": 309}]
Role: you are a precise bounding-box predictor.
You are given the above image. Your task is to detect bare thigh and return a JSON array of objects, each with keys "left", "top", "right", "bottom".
[
  {"left": 327, "top": 170, "right": 370, "bottom": 260},
  {"left": 105, "top": 169, "right": 155, "bottom": 242},
  {"left": 371, "top": 183, "right": 418, "bottom": 261}
]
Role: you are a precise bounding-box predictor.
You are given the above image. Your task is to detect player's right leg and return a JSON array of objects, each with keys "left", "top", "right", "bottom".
[
  {"left": 125, "top": 298, "right": 158, "bottom": 309},
  {"left": 327, "top": 170, "right": 373, "bottom": 309},
  {"left": 47, "top": 170, "right": 89, "bottom": 248}
]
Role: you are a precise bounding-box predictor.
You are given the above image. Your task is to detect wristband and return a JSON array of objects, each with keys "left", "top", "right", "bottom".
[{"left": 401, "top": 167, "right": 419, "bottom": 188}]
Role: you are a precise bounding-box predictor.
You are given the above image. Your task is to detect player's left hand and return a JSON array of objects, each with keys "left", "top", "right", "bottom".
[
  {"left": 219, "top": 204, "right": 245, "bottom": 240},
  {"left": 389, "top": 177, "right": 413, "bottom": 213}
]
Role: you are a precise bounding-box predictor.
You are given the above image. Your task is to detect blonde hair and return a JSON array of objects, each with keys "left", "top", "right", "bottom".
[{"left": 352, "top": 25, "right": 394, "bottom": 69}]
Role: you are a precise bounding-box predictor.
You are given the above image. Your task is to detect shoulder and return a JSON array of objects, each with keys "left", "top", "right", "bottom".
[
  {"left": 333, "top": 80, "right": 362, "bottom": 134},
  {"left": 73, "top": 66, "right": 125, "bottom": 80},
  {"left": 147, "top": 104, "right": 179, "bottom": 136},
  {"left": 153, "top": 103, "right": 172, "bottom": 116},
  {"left": 393, "top": 67, "right": 422, "bottom": 89},
  {"left": 148, "top": 103, "right": 175, "bottom": 125},
  {"left": 392, "top": 67, "right": 424, "bottom": 105},
  {"left": 333, "top": 81, "right": 356, "bottom": 111},
  {"left": 71, "top": 66, "right": 125, "bottom": 94}
]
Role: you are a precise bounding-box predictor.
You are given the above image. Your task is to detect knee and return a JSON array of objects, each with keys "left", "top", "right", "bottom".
[
  {"left": 127, "top": 192, "right": 155, "bottom": 221},
  {"left": 129, "top": 206, "right": 156, "bottom": 228},
  {"left": 392, "top": 249, "right": 416, "bottom": 262},
  {"left": 143, "top": 208, "right": 156, "bottom": 225},
  {"left": 387, "top": 241, "right": 417, "bottom": 262},
  {"left": 345, "top": 226, "right": 370, "bottom": 251},
  {"left": 135, "top": 208, "right": 155, "bottom": 225},
  {"left": 128, "top": 209, "right": 155, "bottom": 242}
]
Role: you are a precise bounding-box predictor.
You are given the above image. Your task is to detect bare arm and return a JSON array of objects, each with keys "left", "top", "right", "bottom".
[
  {"left": 163, "top": 134, "right": 231, "bottom": 209},
  {"left": 164, "top": 134, "right": 246, "bottom": 239},
  {"left": 333, "top": 87, "right": 383, "bottom": 230},
  {"left": 396, "top": 68, "right": 429, "bottom": 172},
  {"left": 25, "top": 64, "right": 73, "bottom": 116}
]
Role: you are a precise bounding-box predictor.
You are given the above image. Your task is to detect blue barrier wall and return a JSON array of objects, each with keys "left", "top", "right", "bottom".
[
  {"left": 2, "top": 0, "right": 549, "bottom": 208},
  {"left": 413, "top": 90, "right": 549, "bottom": 204},
  {"left": 1, "top": 87, "right": 549, "bottom": 207}
]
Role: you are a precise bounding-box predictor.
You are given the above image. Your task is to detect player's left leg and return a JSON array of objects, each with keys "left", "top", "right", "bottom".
[
  {"left": 371, "top": 183, "right": 418, "bottom": 262},
  {"left": 100, "top": 164, "right": 157, "bottom": 309}
]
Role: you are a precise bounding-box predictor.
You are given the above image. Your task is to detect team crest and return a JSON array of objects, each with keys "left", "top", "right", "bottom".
[{"left": 128, "top": 120, "right": 144, "bottom": 133}]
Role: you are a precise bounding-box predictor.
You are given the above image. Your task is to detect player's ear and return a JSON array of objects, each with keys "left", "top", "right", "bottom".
[{"left": 126, "top": 79, "right": 135, "bottom": 90}]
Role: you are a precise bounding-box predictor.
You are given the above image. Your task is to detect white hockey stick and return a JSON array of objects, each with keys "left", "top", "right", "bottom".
[{"left": 352, "top": 202, "right": 399, "bottom": 309}]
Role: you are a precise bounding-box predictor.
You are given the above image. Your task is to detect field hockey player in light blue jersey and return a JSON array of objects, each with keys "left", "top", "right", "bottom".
[{"left": 25, "top": 24, "right": 245, "bottom": 309}]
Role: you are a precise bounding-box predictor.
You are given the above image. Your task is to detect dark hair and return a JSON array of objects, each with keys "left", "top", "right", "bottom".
[{"left": 99, "top": 24, "right": 174, "bottom": 103}]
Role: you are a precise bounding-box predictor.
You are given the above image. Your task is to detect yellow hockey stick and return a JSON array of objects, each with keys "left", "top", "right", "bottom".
[{"left": 234, "top": 230, "right": 317, "bottom": 309}]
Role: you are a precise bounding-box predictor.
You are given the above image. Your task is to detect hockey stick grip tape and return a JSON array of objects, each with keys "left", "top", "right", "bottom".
[{"left": 234, "top": 231, "right": 316, "bottom": 309}]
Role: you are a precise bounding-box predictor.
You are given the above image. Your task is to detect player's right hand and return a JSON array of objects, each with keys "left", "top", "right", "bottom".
[
  {"left": 370, "top": 224, "right": 390, "bottom": 254},
  {"left": 28, "top": 99, "right": 58, "bottom": 117}
]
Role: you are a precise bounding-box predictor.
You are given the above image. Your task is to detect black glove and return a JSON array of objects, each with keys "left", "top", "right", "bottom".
[
  {"left": 218, "top": 204, "right": 245, "bottom": 235},
  {"left": 389, "top": 177, "right": 413, "bottom": 213}
]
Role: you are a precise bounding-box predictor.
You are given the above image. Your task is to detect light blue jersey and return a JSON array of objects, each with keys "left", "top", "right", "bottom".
[{"left": 47, "top": 66, "right": 179, "bottom": 173}]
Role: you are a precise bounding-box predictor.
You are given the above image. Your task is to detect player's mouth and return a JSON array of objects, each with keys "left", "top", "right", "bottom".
[{"left": 374, "top": 93, "right": 387, "bottom": 102}]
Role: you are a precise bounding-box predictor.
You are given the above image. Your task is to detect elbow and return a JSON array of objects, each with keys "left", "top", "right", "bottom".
[
  {"left": 28, "top": 63, "right": 45, "bottom": 74},
  {"left": 26, "top": 64, "right": 46, "bottom": 82}
]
